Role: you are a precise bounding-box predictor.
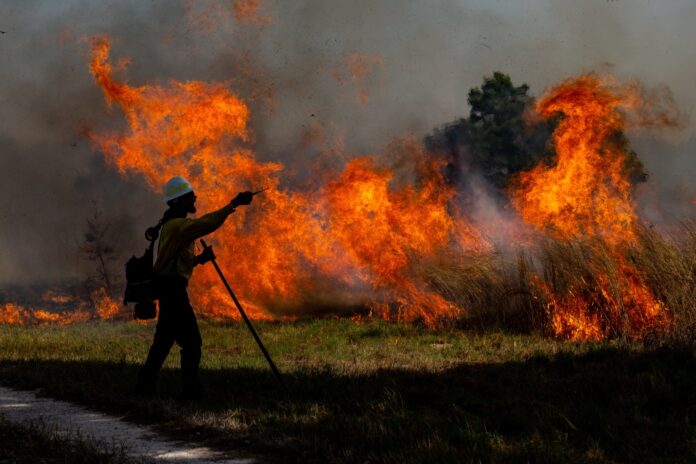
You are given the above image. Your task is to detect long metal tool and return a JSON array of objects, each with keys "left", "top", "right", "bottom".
[{"left": 200, "top": 239, "right": 289, "bottom": 394}]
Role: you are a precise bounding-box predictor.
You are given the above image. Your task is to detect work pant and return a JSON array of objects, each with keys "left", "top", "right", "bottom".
[{"left": 138, "top": 277, "right": 202, "bottom": 395}]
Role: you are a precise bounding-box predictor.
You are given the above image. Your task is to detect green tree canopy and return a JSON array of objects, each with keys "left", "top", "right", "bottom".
[{"left": 425, "top": 72, "right": 647, "bottom": 191}]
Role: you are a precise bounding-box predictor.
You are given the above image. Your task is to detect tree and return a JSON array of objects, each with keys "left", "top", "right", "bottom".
[
  {"left": 80, "top": 203, "right": 117, "bottom": 295},
  {"left": 425, "top": 72, "right": 555, "bottom": 190},
  {"left": 425, "top": 72, "right": 650, "bottom": 195}
]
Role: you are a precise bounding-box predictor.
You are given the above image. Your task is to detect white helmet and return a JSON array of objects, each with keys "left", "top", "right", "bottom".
[{"left": 163, "top": 176, "right": 194, "bottom": 202}]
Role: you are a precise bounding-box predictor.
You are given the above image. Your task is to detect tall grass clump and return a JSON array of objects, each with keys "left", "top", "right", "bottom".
[
  {"left": 631, "top": 223, "right": 696, "bottom": 344},
  {"left": 420, "top": 224, "right": 696, "bottom": 343},
  {"left": 419, "top": 248, "right": 545, "bottom": 333}
]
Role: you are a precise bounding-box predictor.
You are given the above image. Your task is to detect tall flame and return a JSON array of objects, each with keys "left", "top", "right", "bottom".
[
  {"left": 513, "top": 74, "right": 637, "bottom": 245},
  {"left": 2, "top": 42, "right": 677, "bottom": 340},
  {"left": 87, "top": 37, "right": 474, "bottom": 324},
  {"left": 0, "top": 38, "right": 681, "bottom": 342},
  {"left": 512, "top": 74, "right": 670, "bottom": 339}
]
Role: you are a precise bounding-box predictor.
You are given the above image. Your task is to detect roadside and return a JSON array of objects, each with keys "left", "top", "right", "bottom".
[
  {"left": 0, "top": 415, "right": 134, "bottom": 464},
  {"left": 0, "top": 386, "right": 254, "bottom": 464}
]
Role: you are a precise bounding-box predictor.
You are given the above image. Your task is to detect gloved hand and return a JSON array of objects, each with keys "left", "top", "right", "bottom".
[
  {"left": 194, "top": 244, "right": 216, "bottom": 266},
  {"left": 231, "top": 191, "right": 254, "bottom": 207}
]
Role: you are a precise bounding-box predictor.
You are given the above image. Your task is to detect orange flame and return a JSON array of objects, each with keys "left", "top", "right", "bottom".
[
  {"left": 82, "top": 39, "right": 676, "bottom": 336},
  {"left": 87, "top": 37, "right": 476, "bottom": 325},
  {"left": 93, "top": 288, "right": 122, "bottom": 320},
  {"left": 0, "top": 289, "right": 121, "bottom": 326},
  {"left": 512, "top": 75, "right": 638, "bottom": 245},
  {"left": 324, "top": 150, "right": 465, "bottom": 324},
  {"left": 0, "top": 303, "right": 23, "bottom": 325},
  {"left": 41, "top": 290, "right": 75, "bottom": 305},
  {"left": 512, "top": 74, "right": 671, "bottom": 339}
]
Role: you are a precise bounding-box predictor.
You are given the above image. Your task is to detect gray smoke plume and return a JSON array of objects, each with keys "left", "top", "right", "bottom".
[{"left": 1, "top": 0, "right": 695, "bottom": 287}]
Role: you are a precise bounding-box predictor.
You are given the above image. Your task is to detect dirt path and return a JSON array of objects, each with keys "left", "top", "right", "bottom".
[{"left": 0, "top": 385, "right": 255, "bottom": 463}]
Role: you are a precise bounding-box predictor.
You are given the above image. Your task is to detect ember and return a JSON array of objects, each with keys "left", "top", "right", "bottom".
[{"left": 0, "top": 289, "right": 121, "bottom": 326}]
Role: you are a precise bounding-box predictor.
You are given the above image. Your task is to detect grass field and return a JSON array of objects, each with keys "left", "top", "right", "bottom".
[{"left": 0, "top": 320, "right": 694, "bottom": 463}]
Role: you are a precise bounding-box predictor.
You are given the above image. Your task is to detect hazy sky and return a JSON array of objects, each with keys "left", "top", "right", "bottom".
[{"left": 1, "top": 0, "right": 695, "bottom": 284}]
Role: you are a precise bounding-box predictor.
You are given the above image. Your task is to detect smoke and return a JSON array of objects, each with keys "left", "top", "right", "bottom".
[
  {"left": 634, "top": 135, "right": 696, "bottom": 228},
  {"left": 1, "top": 0, "right": 695, "bottom": 287}
]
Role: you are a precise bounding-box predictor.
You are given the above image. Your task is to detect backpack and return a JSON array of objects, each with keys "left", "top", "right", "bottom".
[{"left": 124, "top": 222, "right": 162, "bottom": 320}]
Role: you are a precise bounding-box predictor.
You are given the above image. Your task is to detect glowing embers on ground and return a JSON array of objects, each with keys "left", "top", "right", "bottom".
[
  {"left": 512, "top": 75, "right": 673, "bottom": 340},
  {"left": 0, "top": 289, "right": 123, "bottom": 326}
]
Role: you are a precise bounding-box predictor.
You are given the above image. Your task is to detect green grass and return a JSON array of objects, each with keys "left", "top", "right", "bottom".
[{"left": 0, "top": 320, "right": 694, "bottom": 463}]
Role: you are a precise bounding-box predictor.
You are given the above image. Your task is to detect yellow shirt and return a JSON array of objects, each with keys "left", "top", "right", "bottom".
[{"left": 154, "top": 204, "right": 236, "bottom": 280}]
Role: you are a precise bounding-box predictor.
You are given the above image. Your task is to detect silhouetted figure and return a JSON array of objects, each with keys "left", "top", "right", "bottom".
[{"left": 136, "top": 176, "right": 253, "bottom": 400}]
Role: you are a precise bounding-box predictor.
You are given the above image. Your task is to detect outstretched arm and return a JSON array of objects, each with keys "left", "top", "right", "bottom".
[{"left": 179, "top": 192, "right": 254, "bottom": 242}]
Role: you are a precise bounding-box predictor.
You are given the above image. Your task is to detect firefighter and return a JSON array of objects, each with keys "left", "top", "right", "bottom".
[{"left": 136, "top": 176, "right": 253, "bottom": 400}]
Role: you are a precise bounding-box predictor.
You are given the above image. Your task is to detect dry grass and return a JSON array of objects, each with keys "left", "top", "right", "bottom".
[
  {"left": 631, "top": 224, "right": 696, "bottom": 343},
  {"left": 421, "top": 224, "right": 696, "bottom": 343},
  {"left": 420, "top": 250, "right": 540, "bottom": 331}
]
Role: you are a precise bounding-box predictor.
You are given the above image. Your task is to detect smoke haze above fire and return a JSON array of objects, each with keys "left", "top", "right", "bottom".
[{"left": 1, "top": 0, "right": 695, "bottom": 285}]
